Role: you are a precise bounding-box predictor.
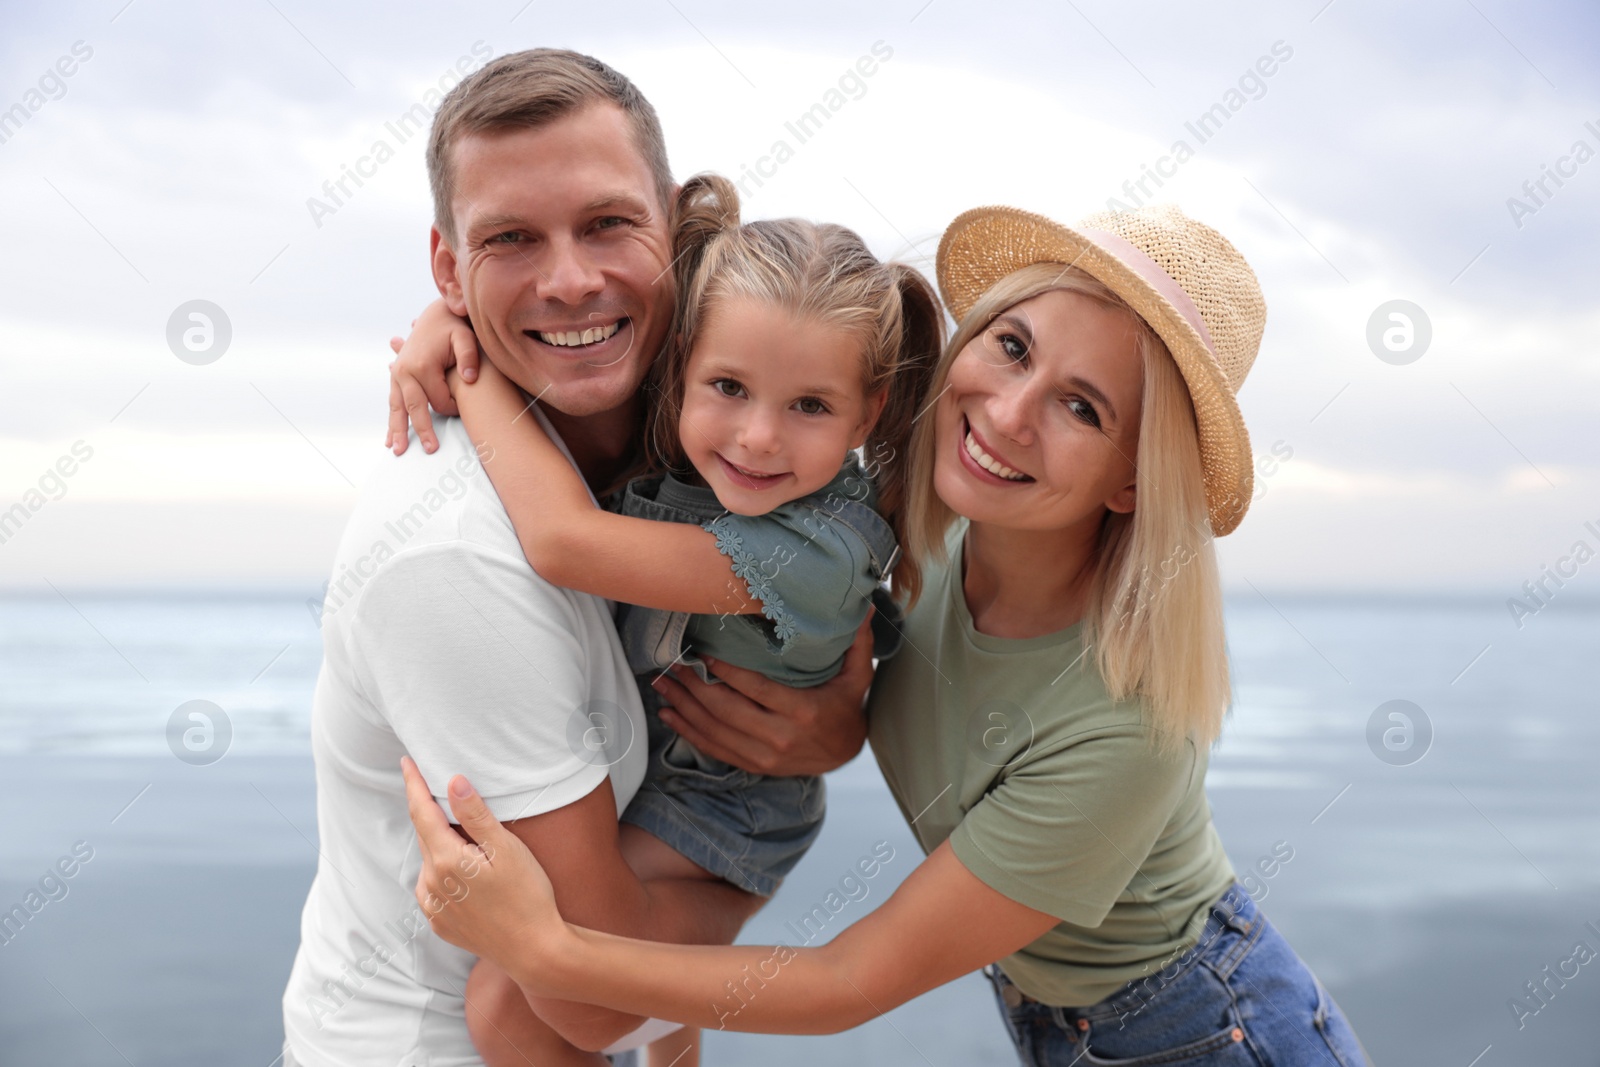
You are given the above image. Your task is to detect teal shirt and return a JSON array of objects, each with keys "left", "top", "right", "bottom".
[{"left": 615, "top": 455, "right": 897, "bottom": 687}]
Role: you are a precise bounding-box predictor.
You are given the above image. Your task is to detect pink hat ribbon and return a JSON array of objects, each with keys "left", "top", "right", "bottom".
[{"left": 1079, "top": 228, "right": 1218, "bottom": 359}]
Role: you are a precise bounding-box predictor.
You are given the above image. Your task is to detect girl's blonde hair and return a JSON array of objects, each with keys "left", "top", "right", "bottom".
[
  {"left": 647, "top": 174, "right": 945, "bottom": 604},
  {"left": 906, "top": 262, "right": 1230, "bottom": 749}
]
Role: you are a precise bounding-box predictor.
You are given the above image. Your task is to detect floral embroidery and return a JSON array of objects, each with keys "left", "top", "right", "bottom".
[{"left": 703, "top": 515, "right": 797, "bottom": 650}]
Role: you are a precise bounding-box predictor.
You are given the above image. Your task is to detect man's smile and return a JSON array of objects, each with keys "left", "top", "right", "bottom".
[{"left": 527, "top": 317, "right": 627, "bottom": 349}]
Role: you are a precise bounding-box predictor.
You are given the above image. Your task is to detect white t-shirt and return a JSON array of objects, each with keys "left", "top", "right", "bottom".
[{"left": 282, "top": 414, "right": 647, "bottom": 1067}]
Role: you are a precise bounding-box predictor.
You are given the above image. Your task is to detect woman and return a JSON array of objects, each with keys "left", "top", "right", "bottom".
[{"left": 402, "top": 202, "right": 1371, "bottom": 1065}]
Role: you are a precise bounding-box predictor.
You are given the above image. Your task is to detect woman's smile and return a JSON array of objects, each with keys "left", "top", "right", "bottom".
[
  {"left": 959, "top": 416, "right": 1033, "bottom": 484},
  {"left": 931, "top": 289, "right": 1144, "bottom": 535}
]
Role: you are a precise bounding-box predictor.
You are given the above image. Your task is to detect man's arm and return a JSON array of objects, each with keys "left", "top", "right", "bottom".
[
  {"left": 649, "top": 615, "right": 875, "bottom": 776},
  {"left": 491, "top": 777, "right": 755, "bottom": 1050},
  {"left": 351, "top": 541, "right": 750, "bottom": 1051}
]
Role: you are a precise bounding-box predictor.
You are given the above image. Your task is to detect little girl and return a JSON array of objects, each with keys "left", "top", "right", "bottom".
[{"left": 395, "top": 173, "right": 942, "bottom": 1065}]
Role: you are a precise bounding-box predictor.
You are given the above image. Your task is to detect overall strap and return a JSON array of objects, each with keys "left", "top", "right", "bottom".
[{"left": 824, "top": 498, "right": 902, "bottom": 582}]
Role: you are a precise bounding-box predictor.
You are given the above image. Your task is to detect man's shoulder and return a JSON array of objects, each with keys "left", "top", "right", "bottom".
[
  {"left": 341, "top": 418, "right": 514, "bottom": 554},
  {"left": 318, "top": 419, "right": 540, "bottom": 620}
]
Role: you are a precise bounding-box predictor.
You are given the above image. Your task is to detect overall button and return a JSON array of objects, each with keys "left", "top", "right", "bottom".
[
  {"left": 1231, "top": 1027, "right": 1244, "bottom": 1042},
  {"left": 1002, "top": 984, "right": 1023, "bottom": 1008}
]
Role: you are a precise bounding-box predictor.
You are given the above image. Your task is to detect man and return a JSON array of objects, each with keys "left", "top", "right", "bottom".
[{"left": 282, "top": 49, "right": 871, "bottom": 1067}]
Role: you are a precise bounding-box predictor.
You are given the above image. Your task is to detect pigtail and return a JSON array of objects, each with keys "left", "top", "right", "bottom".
[
  {"left": 670, "top": 173, "right": 740, "bottom": 284},
  {"left": 866, "top": 264, "right": 945, "bottom": 609},
  {"left": 638, "top": 175, "right": 942, "bottom": 610},
  {"left": 644, "top": 173, "right": 742, "bottom": 473}
]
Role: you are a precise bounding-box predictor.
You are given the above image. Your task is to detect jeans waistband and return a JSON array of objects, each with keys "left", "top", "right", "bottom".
[{"left": 987, "top": 883, "right": 1261, "bottom": 1022}]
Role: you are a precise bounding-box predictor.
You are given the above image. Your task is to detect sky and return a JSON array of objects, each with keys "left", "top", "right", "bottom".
[{"left": 0, "top": 0, "right": 1596, "bottom": 593}]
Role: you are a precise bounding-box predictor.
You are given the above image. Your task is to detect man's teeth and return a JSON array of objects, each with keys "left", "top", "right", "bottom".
[
  {"left": 965, "top": 430, "right": 1028, "bottom": 481},
  {"left": 536, "top": 321, "right": 621, "bottom": 347}
]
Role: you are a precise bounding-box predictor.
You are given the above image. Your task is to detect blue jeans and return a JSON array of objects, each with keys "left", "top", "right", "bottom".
[
  {"left": 619, "top": 690, "right": 826, "bottom": 897},
  {"left": 985, "top": 885, "right": 1370, "bottom": 1065}
]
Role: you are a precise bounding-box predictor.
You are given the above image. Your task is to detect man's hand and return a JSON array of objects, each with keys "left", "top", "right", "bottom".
[{"left": 650, "top": 615, "right": 875, "bottom": 776}]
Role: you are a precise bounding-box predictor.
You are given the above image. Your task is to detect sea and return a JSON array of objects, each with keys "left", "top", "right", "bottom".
[{"left": 1, "top": 590, "right": 1597, "bottom": 1065}]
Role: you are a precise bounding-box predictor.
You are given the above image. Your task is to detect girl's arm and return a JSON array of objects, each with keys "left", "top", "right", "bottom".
[
  {"left": 454, "top": 360, "right": 768, "bottom": 618},
  {"left": 404, "top": 760, "right": 1060, "bottom": 1035},
  {"left": 386, "top": 297, "right": 482, "bottom": 456}
]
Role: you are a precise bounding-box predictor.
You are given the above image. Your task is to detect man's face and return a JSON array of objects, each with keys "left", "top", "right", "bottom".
[{"left": 431, "top": 103, "right": 673, "bottom": 419}]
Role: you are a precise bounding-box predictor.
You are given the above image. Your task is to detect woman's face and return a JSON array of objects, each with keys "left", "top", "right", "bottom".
[{"left": 932, "top": 289, "right": 1145, "bottom": 534}]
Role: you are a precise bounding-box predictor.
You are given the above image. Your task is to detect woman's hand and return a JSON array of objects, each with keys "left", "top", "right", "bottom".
[
  {"left": 650, "top": 614, "right": 876, "bottom": 776},
  {"left": 386, "top": 298, "right": 482, "bottom": 456},
  {"left": 401, "top": 756, "right": 568, "bottom": 986}
]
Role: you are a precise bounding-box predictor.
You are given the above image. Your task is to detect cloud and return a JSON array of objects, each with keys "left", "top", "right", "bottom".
[{"left": 0, "top": 2, "right": 1594, "bottom": 587}]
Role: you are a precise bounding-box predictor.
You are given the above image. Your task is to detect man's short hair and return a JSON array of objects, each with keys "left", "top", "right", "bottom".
[{"left": 426, "top": 48, "right": 673, "bottom": 245}]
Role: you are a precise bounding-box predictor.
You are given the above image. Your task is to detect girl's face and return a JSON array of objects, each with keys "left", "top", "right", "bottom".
[
  {"left": 679, "top": 297, "right": 887, "bottom": 516},
  {"left": 932, "top": 289, "right": 1144, "bottom": 534}
]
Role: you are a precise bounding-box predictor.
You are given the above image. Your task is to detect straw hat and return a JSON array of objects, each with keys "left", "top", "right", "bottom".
[{"left": 936, "top": 203, "right": 1265, "bottom": 536}]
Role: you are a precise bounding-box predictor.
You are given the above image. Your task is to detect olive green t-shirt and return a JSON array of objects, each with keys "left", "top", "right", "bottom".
[{"left": 866, "top": 525, "right": 1236, "bottom": 1007}]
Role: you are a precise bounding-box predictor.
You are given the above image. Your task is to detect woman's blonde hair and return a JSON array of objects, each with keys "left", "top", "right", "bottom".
[
  {"left": 647, "top": 174, "right": 945, "bottom": 603},
  {"left": 906, "top": 262, "right": 1230, "bottom": 749}
]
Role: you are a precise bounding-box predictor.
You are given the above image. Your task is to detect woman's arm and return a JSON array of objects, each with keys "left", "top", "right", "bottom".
[
  {"left": 404, "top": 760, "right": 1060, "bottom": 1035},
  {"left": 454, "top": 360, "right": 768, "bottom": 618}
]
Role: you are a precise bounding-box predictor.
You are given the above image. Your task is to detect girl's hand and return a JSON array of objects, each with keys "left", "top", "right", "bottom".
[
  {"left": 386, "top": 299, "right": 482, "bottom": 456},
  {"left": 452, "top": 351, "right": 512, "bottom": 394},
  {"left": 400, "top": 756, "right": 568, "bottom": 984}
]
